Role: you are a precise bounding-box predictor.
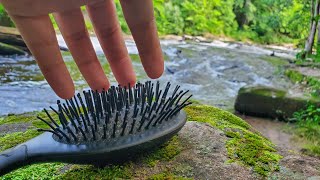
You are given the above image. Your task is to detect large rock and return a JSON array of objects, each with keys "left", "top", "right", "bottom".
[
  {"left": 0, "top": 26, "right": 29, "bottom": 55},
  {"left": 0, "top": 42, "right": 26, "bottom": 55},
  {"left": 235, "top": 86, "right": 320, "bottom": 119},
  {"left": 1, "top": 105, "right": 320, "bottom": 179}
]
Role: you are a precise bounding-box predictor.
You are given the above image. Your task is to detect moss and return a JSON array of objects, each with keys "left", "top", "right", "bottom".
[
  {"left": 148, "top": 172, "right": 192, "bottom": 180},
  {"left": 185, "top": 105, "right": 283, "bottom": 176},
  {"left": 239, "top": 86, "right": 286, "bottom": 98},
  {"left": 285, "top": 69, "right": 305, "bottom": 83},
  {"left": 0, "top": 110, "right": 58, "bottom": 127},
  {"left": 2, "top": 163, "right": 65, "bottom": 180},
  {"left": 54, "top": 165, "right": 132, "bottom": 180},
  {"left": 144, "top": 136, "right": 182, "bottom": 167},
  {"left": 0, "top": 130, "right": 40, "bottom": 151},
  {"left": 0, "top": 42, "right": 26, "bottom": 55},
  {"left": 261, "top": 56, "right": 289, "bottom": 67}
]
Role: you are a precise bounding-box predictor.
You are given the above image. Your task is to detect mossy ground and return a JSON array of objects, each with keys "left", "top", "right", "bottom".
[{"left": 0, "top": 105, "right": 282, "bottom": 178}]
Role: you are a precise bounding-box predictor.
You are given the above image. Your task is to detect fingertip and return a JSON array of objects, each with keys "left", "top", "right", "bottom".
[
  {"left": 146, "top": 66, "right": 164, "bottom": 79},
  {"left": 143, "top": 55, "right": 164, "bottom": 79},
  {"left": 89, "top": 79, "right": 111, "bottom": 93},
  {"left": 54, "top": 83, "right": 75, "bottom": 99}
]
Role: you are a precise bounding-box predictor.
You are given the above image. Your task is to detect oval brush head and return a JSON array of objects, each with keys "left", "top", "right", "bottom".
[{"left": 38, "top": 81, "right": 192, "bottom": 144}]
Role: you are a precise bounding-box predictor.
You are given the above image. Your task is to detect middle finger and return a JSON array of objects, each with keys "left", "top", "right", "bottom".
[{"left": 53, "top": 8, "right": 110, "bottom": 92}]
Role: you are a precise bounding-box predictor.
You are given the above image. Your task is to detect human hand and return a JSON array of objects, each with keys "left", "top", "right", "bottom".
[{"left": 1, "top": 0, "right": 164, "bottom": 99}]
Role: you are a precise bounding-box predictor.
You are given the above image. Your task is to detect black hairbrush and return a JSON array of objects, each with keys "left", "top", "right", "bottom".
[{"left": 0, "top": 81, "right": 192, "bottom": 175}]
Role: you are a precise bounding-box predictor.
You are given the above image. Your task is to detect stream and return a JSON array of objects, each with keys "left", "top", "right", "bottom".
[{"left": 0, "top": 36, "right": 296, "bottom": 116}]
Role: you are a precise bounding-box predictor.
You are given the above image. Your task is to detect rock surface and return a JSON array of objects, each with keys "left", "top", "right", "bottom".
[
  {"left": 1, "top": 106, "right": 320, "bottom": 179},
  {"left": 0, "top": 42, "right": 26, "bottom": 55},
  {"left": 0, "top": 26, "right": 29, "bottom": 55},
  {"left": 235, "top": 85, "right": 320, "bottom": 119}
]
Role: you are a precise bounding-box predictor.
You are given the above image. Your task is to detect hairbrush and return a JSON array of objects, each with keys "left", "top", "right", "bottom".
[{"left": 0, "top": 81, "right": 192, "bottom": 175}]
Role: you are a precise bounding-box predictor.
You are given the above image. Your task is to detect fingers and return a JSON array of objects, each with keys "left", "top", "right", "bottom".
[
  {"left": 120, "top": 0, "right": 164, "bottom": 79},
  {"left": 9, "top": 14, "right": 74, "bottom": 99},
  {"left": 53, "top": 8, "right": 110, "bottom": 92},
  {"left": 86, "top": 0, "right": 136, "bottom": 86}
]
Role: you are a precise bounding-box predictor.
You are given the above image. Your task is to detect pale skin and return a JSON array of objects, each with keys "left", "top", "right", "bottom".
[{"left": 0, "top": 0, "right": 164, "bottom": 99}]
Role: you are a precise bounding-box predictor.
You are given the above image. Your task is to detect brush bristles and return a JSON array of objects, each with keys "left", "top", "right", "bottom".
[{"left": 38, "top": 81, "right": 192, "bottom": 144}]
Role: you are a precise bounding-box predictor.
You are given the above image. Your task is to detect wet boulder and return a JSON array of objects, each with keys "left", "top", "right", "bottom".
[
  {"left": 0, "top": 42, "right": 26, "bottom": 55},
  {"left": 235, "top": 86, "right": 320, "bottom": 119}
]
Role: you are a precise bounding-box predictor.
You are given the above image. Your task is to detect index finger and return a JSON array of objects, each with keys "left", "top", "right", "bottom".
[{"left": 120, "top": 0, "right": 164, "bottom": 79}]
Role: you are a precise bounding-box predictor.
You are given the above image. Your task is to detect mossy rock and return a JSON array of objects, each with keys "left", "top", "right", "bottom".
[
  {"left": 234, "top": 86, "right": 320, "bottom": 119},
  {"left": 0, "top": 105, "right": 284, "bottom": 179},
  {"left": 0, "top": 42, "right": 26, "bottom": 55}
]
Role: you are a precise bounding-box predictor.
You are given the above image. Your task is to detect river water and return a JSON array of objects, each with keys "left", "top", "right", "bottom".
[{"left": 0, "top": 36, "right": 295, "bottom": 116}]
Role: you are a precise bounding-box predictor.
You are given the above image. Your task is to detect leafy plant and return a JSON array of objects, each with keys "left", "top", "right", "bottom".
[
  {"left": 0, "top": 4, "right": 14, "bottom": 27},
  {"left": 293, "top": 104, "right": 320, "bottom": 124}
]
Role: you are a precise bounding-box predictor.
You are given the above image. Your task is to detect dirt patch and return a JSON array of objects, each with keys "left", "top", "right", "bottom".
[
  {"left": 0, "top": 123, "right": 31, "bottom": 135},
  {"left": 238, "top": 114, "right": 302, "bottom": 152}
]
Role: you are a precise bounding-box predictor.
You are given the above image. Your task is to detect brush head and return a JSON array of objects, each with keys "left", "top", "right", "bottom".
[{"left": 38, "top": 81, "right": 192, "bottom": 145}]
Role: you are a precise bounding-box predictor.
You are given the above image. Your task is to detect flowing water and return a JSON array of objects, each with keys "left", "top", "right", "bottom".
[{"left": 0, "top": 36, "right": 296, "bottom": 116}]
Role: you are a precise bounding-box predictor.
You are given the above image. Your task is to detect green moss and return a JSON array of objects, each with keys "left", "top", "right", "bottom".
[
  {"left": 285, "top": 69, "right": 305, "bottom": 83},
  {"left": 2, "top": 163, "right": 65, "bottom": 180},
  {"left": 0, "top": 42, "right": 26, "bottom": 55},
  {"left": 239, "top": 86, "right": 286, "bottom": 98},
  {"left": 0, "top": 110, "right": 57, "bottom": 127},
  {"left": 0, "top": 130, "right": 40, "bottom": 151},
  {"left": 148, "top": 172, "right": 192, "bottom": 180},
  {"left": 185, "top": 105, "right": 282, "bottom": 176},
  {"left": 55, "top": 165, "right": 132, "bottom": 180},
  {"left": 261, "top": 56, "right": 289, "bottom": 67},
  {"left": 144, "top": 136, "right": 182, "bottom": 167}
]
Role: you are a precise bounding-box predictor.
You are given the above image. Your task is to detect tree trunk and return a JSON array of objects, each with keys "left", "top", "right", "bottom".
[
  {"left": 304, "top": 0, "right": 320, "bottom": 55},
  {"left": 234, "top": 0, "right": 251, "bottom": 29}
]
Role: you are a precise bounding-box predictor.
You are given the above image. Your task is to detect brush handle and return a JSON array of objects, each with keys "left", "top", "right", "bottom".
[{"left": 0, "top": 144, "right": 30, "bottom": 176}]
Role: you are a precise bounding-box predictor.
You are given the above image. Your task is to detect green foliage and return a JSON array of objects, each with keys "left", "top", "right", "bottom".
[
  {"left": 0, "top": 0, "right": 312, "bottom": 44},
  {"left": 294, "top": 104, "right": 320, "bottom": 125},
  {"left": 292, "top": 104, "right": 320, "bottom": 156},
  {"left": 153, "top": 0, "right": 237, "bottom": 36},
  {"left": 0, "top": 4, "right": 14, "bottom": 27}
]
